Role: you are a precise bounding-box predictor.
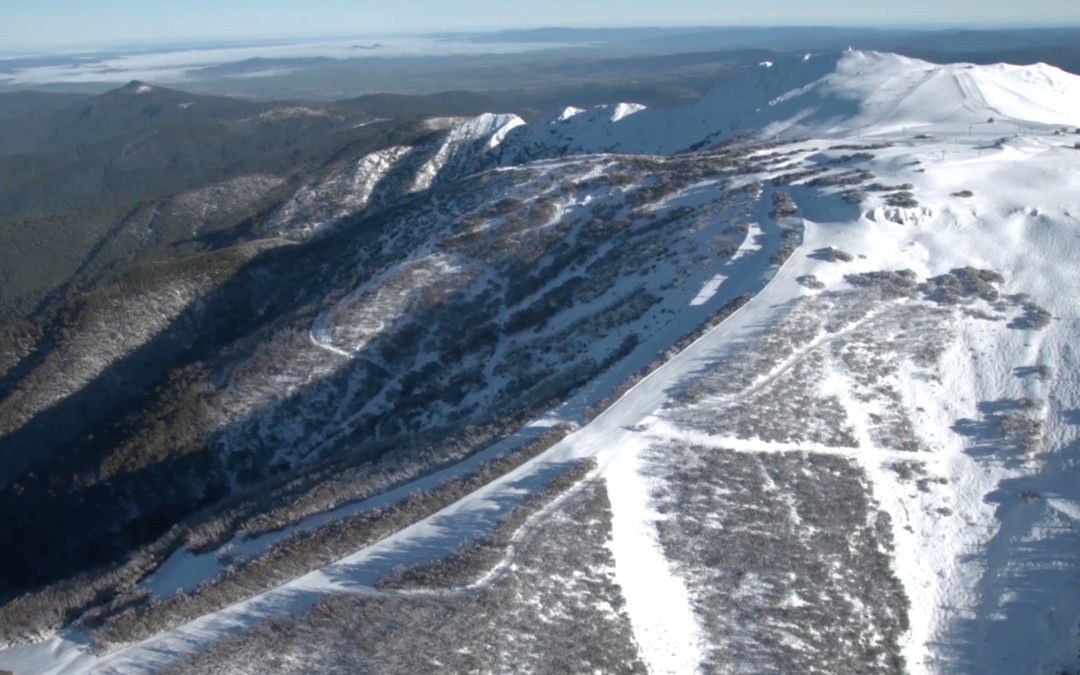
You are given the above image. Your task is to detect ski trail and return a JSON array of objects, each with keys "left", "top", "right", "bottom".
[
  {"left": 605, "top": 436, "right": 706, "bottom": 675},
  {"left": 339, "top": 469, "right": 602, "bottom": 601},
  {"left": 308, "top": 326, "right": 352, "bottom": 358},
  {"left": 641, "top": 417, "right": 926, "bottom": 462}
]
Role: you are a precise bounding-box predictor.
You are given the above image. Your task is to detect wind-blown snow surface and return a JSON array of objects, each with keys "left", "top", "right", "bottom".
[{"left": 4, "top": 51, "right": 1080, "bottom": 674}]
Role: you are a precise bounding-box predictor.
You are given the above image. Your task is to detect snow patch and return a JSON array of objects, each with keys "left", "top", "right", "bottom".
[
  {"left": 611, "top": 102, "right": 646, "bottom": 122},
  {"left": 556, "top": 106, "right": 585, "bottom": 122},
  {"left": 256, "top": 106, "right": 329, "bottom": 121},
  {"left": 689, "top": 274, "right": 728, "bottom": 306}
]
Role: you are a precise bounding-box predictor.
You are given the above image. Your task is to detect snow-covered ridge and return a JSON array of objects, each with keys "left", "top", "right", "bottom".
[
  {"left": 410, "top": 112, "right": 525, "bottom": 192},
  {"left": 262, "top": 145, "right": 414, "bottom": 239},
  {"left": 759, "top": 50, "right": 1080, "bottom": 135},
  {"left": 261, "top": 113, "right": 526, "bottom": 240},
  {"left": 490, "top": 50, "right": 1080, "bottom": 159}
]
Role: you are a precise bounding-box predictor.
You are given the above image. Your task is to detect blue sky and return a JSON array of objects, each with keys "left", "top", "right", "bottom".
[{"left": 3, "top": 0, "right": 1079, "bottom": 49}]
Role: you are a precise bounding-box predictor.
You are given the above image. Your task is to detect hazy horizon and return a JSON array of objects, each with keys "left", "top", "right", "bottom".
[
  {"left": 4, "top": 0, "right": 1080, "bottom": 51},
  {"left": 4, "top": 20, "right": 1080, "bottom": 101}
]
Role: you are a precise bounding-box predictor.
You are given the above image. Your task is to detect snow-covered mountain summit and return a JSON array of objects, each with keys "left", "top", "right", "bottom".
[
  {"left": 492, "top": 50, "right": 1080, "bottom": 160},
  {"left": 255, "top": 50, "right": 1080, "bottom": 242},
  {"left": 751, "top": 50, "right": 1080, "bottom": 135}
]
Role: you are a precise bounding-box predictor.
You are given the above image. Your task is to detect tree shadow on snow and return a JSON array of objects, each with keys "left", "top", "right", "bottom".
[
  {"left": 933, "top": 435, "right": 1080, "bottom": 674},
  {"left": 951, "top": 398, "right": 1039, "bottom": 469}
]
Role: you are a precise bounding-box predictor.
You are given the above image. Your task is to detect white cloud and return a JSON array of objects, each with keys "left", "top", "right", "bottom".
[{"left": 0, "top": 37, "right": 576, "bottom": 86}]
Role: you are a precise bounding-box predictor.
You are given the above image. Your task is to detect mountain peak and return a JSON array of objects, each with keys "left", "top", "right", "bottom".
[
  {"left": 493, "top": 50, "right": 1080, "bottom": 160},
  {"left": 120, "top": 80, "right": 155, "bottom": 94}
]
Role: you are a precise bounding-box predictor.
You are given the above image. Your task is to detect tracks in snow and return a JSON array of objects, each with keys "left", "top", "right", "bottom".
[
  {"left": 640, "top": 417, "right": 926, "bottom": 463},
  {"left": 340, "top": 469, "right": 602, "bottom": 601}
]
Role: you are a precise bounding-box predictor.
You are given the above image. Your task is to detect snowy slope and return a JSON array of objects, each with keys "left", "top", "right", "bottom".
[
  {"left": 409, "top": 112, "right": 524, "bottom": 192},
  {"left": 260, "top": 113, "right": 526, "bottom": 240},
  {"left": 753, "top": 50, "right": 1080, "bottom": 135},
  {"left": 262, "top": 145, "right": 414, "bottom": 239},
  {"left": 3, "top": 52, "right": 1080, "bottom": 674}
]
